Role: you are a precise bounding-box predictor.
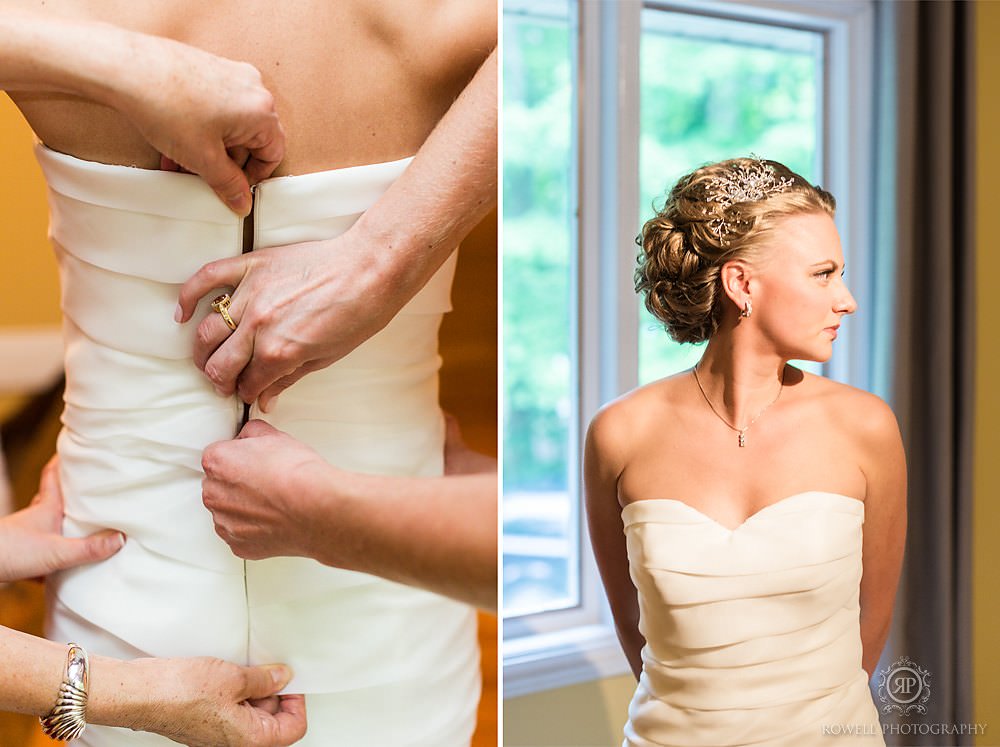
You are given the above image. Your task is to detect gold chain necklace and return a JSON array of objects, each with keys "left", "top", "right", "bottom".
[{"left": 692, "top": 364, "right": 785, "bottom": 447}]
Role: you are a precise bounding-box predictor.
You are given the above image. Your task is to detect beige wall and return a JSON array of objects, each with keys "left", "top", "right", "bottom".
[
  {"left": 504, "top": 675, "right": 633, "bottom": 747},
  {"left": 506, "top": 8, "right": 1000, "bottom": 745}
]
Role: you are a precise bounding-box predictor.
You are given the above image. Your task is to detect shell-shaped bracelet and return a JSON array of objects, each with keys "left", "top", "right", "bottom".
[{"left": 39, "top": 643, "right": 89, "bottom": 741}]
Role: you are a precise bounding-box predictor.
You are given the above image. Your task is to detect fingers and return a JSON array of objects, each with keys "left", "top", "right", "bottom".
[
  {"left": 176, "top": 255, "right": 250, "bottom": 323},
  {"left": 246, "top": 366, "right": 305, "bottom": 412},
  {"left": 245, "top": 357, "right": 328, "bottom": 411},
  {"left": 443, "top": 412, "right": 464, "bottom": 447},
  {"left": 193, "top": 294, "right": 247, "bottom": 370},
  {"left": 31, "top": 456, "right": 63, "bottom": 509},
  {"left": 159, "top": 155, "right": 182, "bottom": 172},
  {"left": 227, "top": 145, "right": 251, "bottom": 170},
  {"left": 50, "top": 530, "right": 125, "bottom": 572},
  {"left": 201, "top": 148, "right": 252, "bottom": 216},
  {"left": 243, "top": 121, "right": 285, "bottom": 185},
  {"left": 270, "top": 694, "right": 308, "bottom": 745},
  {"left": 246, "top": 695, "right": 281, "bottom": 715},
  {"left": 244, "top": 153, "right": 282, "bottom": 187},
  {"left": 238, "top": 419, "right": 282, "bottom": 439},
  {"left": 240, "top": 664, "right": 293, "bottom": 700},
  {"left": 202, "top": 325, "right": 256, "bottom": 399}
]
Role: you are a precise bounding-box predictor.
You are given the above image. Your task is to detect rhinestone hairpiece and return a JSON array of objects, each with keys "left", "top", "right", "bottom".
[{"left": 703, "top": 159, "right": 794, "bottom": 241}]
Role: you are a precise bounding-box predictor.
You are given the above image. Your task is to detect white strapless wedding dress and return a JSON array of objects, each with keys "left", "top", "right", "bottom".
[
  {"left": 35, "top": 145, "right": 480, "bottom": 746},
  {"left": 621, "top": 491, "right": 885, "bottom": 746}
]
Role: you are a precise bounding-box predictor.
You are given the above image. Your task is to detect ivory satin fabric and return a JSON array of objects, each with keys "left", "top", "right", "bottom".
[
  {"left": 621, "top": 491, "right": 885, "bottom": 747},
  {"left": 35, "top": 145, "right": 479, "bottom": 746}
]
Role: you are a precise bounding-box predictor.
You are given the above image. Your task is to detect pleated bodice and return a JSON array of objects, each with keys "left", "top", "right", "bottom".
[
  {"left": 34, "top": 144, "right": 479, "bottom": 738},
  {"left": 622, "top": 491, "right": 884, "bottom": 746}
]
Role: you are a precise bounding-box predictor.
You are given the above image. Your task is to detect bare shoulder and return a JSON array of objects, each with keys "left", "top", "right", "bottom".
[
  {"left": 587, "top": 373, "right": 687, "bottom": 471},
  {"left": 796, "top": 370, "right": 902, "bottom": 449}
]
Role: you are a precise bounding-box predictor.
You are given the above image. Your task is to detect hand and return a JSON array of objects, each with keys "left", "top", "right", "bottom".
[
  {"left": 177, "top": 230, "right": 404, "bottom": 408},
  {"left": 443, "top": 413, "right": 497, "bottom": 476},
  {"left": 201, "top": 420, "right": 329, "bottom": 560},
  {"left": 0, "top": 457, "right": 124, "bottom": 583},
  {"left": 112, "top": 34, "right": 284, "bottom": 215},
  {"left": 121, "top": 658, "right": 306, "bottom": 747}
]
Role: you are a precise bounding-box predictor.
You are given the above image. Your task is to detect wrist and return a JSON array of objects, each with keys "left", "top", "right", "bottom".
[
  {"left": 348, "top": 211, "right": 437, "bottom": 305},
  {"left": 306, "top": 465, "right": 382, "bottom": 571},
  {"left": 349, "top": 215, "right": 408, "bottom": 284},
  {"left": 85, "top": 656, "right": 161, "bottom": 732}
]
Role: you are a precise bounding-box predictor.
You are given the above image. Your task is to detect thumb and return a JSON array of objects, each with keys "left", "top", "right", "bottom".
[
  {"left": 49, "top": 530, "right": 125, "bottom": 572},
  {"left": 203, "top": 152, "right": 252, "bottom": 216},
  {"left": 238, "top": 419, "right": 282, "bottom": 439},
  {"left": 241, "top": 664, "right": 293, "bottom": 700}
]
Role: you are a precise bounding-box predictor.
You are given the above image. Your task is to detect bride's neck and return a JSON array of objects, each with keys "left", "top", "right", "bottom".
[{"left": 694, "top": 335, "right": 786, "bottom": 426}]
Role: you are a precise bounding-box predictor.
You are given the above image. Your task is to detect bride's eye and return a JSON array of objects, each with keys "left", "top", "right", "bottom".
[{"left": 814, "top": 269, "right": 833, "bottom": 279}]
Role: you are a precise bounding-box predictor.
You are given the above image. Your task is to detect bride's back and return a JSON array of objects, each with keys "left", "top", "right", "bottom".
[{"left": 8, "top": 0, "right": 495, "bottom": 174}]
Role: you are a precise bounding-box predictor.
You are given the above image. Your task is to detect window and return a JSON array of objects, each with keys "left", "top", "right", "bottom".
[
  {"left": 503, "top": 0, "right": 875, "bottom": 695},
  {"left": 502, "top": 0, "right": 579, "bottom": 620},
  {"left": 638, "top": 9, "right": 825, "bottom": 382}
]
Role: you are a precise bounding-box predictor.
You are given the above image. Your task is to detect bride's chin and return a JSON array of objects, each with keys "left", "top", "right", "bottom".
[{"left": 776, "top": 343, "right": 830, "bottom": 364}]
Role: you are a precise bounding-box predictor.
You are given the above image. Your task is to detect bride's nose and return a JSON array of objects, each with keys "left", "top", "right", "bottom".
[{"left": 835, "top": 282, "right": 858, "bottom": 315}]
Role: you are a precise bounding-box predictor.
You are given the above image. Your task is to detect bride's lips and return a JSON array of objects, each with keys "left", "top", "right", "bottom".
[{"left": 824, "top": 324, "right": 840, "bottom": 339}]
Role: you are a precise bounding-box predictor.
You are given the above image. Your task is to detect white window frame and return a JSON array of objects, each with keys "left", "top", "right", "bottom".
[{"left": 503, "top": 0, "right": 875, "bottom": 698}]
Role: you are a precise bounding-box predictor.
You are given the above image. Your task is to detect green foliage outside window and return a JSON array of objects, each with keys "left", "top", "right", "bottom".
[{"left": 638, "top": 23, "right": 820, "bottom": 383}]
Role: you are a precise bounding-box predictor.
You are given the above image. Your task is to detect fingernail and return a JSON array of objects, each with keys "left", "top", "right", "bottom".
[
  {"left": 173, "top": 304, "right": 183, "bottom": 323},
  {"left": 268, "top": 665, "right": 292, "bottom": 686},
  {"left": 107, "top": 531, "right": 126, "bottom": 551}
]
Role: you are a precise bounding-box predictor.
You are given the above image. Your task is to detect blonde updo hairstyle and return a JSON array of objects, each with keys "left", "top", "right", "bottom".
[{"left": 635, "top": 158, "right": 835, "bottom": 344}]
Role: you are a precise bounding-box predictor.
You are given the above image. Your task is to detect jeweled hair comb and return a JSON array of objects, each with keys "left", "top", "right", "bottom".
[{"left": 703, "top": 158, "right": 794, "bottom": 241}]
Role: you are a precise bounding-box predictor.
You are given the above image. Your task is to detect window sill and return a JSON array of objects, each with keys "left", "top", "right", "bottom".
[{"left": 503, "top": 623, "right": 631, "bottom": 698}]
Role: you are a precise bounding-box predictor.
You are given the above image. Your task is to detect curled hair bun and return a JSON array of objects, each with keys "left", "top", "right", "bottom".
[{"left": 635, "top": 158, "right": 835, "bottom": 344}]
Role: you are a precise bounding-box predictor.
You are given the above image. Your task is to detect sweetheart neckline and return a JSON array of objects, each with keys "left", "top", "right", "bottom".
[{"left": 621, "top": 490, "right": 863, "bottom": 533}]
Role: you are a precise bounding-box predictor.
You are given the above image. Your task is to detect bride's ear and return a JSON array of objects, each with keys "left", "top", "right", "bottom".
[{"left": 719, "top": 259, "right": 752, "bottom": 311}]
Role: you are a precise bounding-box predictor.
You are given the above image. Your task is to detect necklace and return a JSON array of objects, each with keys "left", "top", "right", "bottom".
[{"left": 692, "top": 364, "right": 784, "bottom": 447}]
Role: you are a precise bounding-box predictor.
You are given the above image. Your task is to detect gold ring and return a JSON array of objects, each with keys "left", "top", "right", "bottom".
[{"left": 211, "top": 293, "right": 238, "bottom": 331}]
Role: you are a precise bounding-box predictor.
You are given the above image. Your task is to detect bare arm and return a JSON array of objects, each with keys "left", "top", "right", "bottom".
[
  {"left": 584, "top": 408, "right": 644, "bottom": 679},
  {"left": 0, "top": 8, "right": 284, "bottom": 213},
  {"left": 201, "top": 419, "right": 497, "bottom": 611},
  {"left": 177, "top": 47, "right": 499, "bottom": 409},
  {"left": 0, "top": 626, "right": 305, "bottom": 746},
  {"left": 857, "top": 396, "right": 907, "bottom": 677}
]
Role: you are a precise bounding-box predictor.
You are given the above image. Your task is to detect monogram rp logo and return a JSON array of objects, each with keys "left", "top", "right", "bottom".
[{"left": 877, "top": 656, "right": 931, "bottom": 716}]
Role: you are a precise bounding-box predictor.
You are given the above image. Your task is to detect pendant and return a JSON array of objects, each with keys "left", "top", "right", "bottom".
[{"left": 738, "top": 429, "right": 746, "bottom": 448}]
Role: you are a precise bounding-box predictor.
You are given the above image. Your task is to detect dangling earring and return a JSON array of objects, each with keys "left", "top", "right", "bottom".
[{"left": 740, "top": 298, "right": 753, "bottom": 318}]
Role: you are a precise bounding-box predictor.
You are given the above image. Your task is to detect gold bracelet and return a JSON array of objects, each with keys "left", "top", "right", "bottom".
[{"left": 39, "top": 643, "right": 89, "bottom": 741}]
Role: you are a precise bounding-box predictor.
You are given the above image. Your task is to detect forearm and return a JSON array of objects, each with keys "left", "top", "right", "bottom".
[
  {"left": 860, "top": 610, "right": 892, "bottom": 678},
  {"left": 0, "top": 11, "right": 147, "bottom": 108},
  {"left": 306, "top": 470, "right": 497, "bottom": 611},
  {"left": 616, "top": 623, "right": 645, "bottom": 681},
  {"left": 0, "top": 625, "right": 152, "bottom": 728},
  {"left": 350, "top": 47, "right": 498, "bottom": 300}
]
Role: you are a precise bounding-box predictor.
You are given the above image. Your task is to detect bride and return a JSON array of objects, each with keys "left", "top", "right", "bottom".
[
  {"left": 586, "top": 158, "right": 905, "bottom": 746},
  {"left": 5, "top": 0, "right": 495, "bottom": 744}
]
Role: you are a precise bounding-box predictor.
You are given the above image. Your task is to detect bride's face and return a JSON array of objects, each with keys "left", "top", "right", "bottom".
[{"left": 749, "top": 211, "right": 857, "bottom": 362}]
